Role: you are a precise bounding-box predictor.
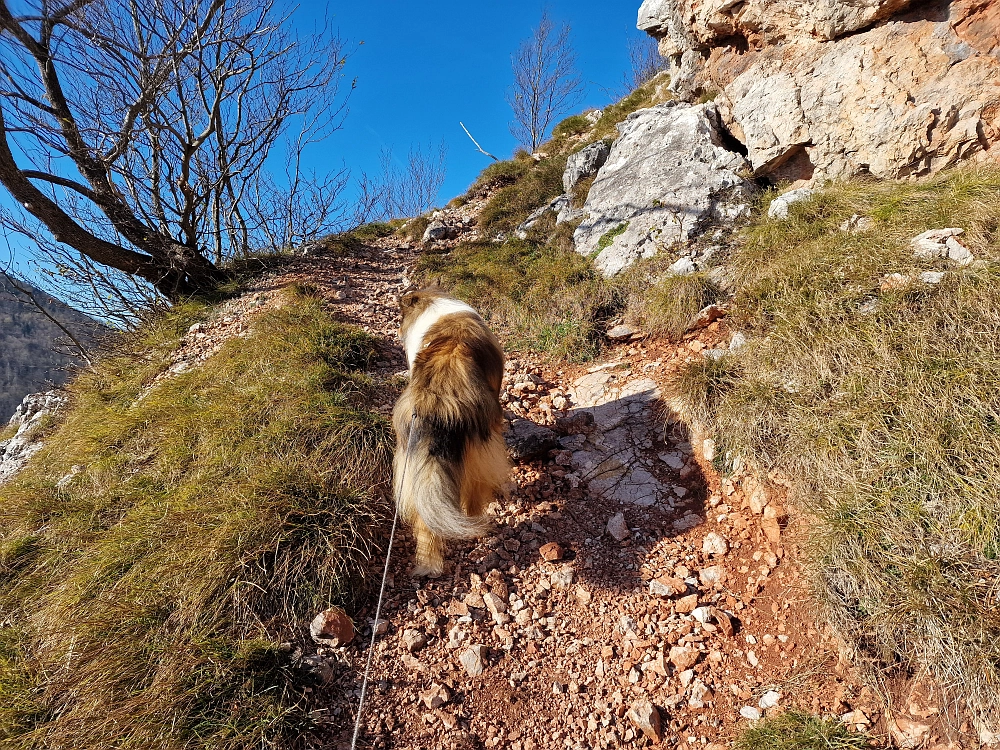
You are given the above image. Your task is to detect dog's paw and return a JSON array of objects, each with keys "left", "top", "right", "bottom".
[{"left": 411, "top": 562, "right": 444, "bottom": 579}]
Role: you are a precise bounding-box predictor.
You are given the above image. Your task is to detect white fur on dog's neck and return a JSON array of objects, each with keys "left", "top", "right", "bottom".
[{"left": 403, "top": 297, "right": 478, "bottom": 370}]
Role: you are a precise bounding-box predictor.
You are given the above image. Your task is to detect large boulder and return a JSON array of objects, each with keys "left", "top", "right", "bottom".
[
  {"left": 573, "top": 102, "right": 753, "bottom": 276},
  {"left": 638, "top": 0, "right": 1000, "bottom": 183}
]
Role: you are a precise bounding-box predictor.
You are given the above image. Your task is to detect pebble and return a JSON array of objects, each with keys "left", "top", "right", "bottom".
[
  {"left": 606, "top": 512, "right": 630, "bottom": 541},
  {"left": 539, "top": 542, "right": 564, "bottom": 561},
  {"left": 460, "top": 644, "right": 487, "bottom": 677},
  {"left": 402, "top": 629, "right": 428, "bottom": 653},
  {"left": 702, "top": 532, "right": 729, "bottom": 556},
  {"left": 309, "top": 607, "right": 354, "bottom": 646}
]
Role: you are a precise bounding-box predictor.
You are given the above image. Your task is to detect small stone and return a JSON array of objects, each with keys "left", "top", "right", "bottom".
[
  {"left": 747, "top": 650, "right": 759, "bottom": 667},
  {"left": 607, "top": 324, "right": 640, "bottom": 341},
  {"left": 550, "top": 567, "right": 575, "bottom": 590},
  {"left": 702, "top": 438, "right": 716, "bottom": 461},
  {"left": 890, "top": 717, "right": 933, "bottom": 749},
  {"left": 650, "top": 576, "right": 687, "bottom": 597},
  {"left": 482, "top": 591, "right": 507, "bottom": 616},
  {"left": 539, "top": 542, "right": 564, "bottom": 561},
  {"left": 460, "top": 644, "right": 487, "bottom": 677},
  {"left": 699, "top": 566, "right": 726, "bottom": 588},
  {"left": 767, "top": 188, "right": 814, "bottom": 219},
  {"left": 920, "top": 271, "right": 945, "bottom": 284},
  {"left": 402, "top": 629, "right": 427, "bottom": 653},
  {"left": 675, "top": 594, "right": 699, "bottom": 613},
  {"left": 607, "top": 512, "right": 630, "bottom": 541},
  {"left": 702, "top": 532, "right": 728, "bottom": 556},
  {"left": 575, "top": 586, "right": 592, "bottom": 605},
  {"left": 419, "top": 683, "right": 450, "bottom": 709},
  {"left": 626, "top": 698, "right": 663, "bottom": 743},
  {"left": 446, "top": 600, "right": 470, "bottom": 617},
  {"left": 709, "top": 608, "right": 736, "bottom": 637},
  {"left": 740, "top": 706, "right": 762, "bottom": 721},
  {"left": 669, "top": 645, "right": 699, "bottom": 671},
  {"left": 309, "top": 607, "right": 354, "bottom": 646},
  {"left": 759, "top": 690, "right": 782, "bottom": 709}
]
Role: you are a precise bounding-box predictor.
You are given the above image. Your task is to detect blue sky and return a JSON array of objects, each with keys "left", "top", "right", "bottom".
[{"left": 316, "top": 0, "right": 647, "bottom": 203}]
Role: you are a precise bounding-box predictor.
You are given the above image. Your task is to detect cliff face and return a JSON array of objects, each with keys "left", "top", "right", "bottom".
[
  {"left": 638, "top": 0, "right": 1000, "bottom": 184},
  {"left": 0, "top": 275, "right": 103, "bottom": 420}
]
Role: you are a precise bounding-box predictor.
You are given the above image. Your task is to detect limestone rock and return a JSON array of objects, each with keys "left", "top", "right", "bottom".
[
  {"left": 564, "top": 141, "right": 612, "bottom": 193},
  {"left": 702, "top": 532, "right": 729, "bottom": 556},
  {"left": 0, "top": 391, "right": 66, "bottom": 486},
  {"left": 627, "top": 698, "right": 664, "bottom": 743},
  {"left": 767, "top": 188, "right": 814, "bottom": 219},
  {"left": 607, "top": 512, "right": 630, "bottom": 541},
  {"left": 639, "top": 0, "right": 1000, "bottom": 183},
  {"left": 459, "top": 644, "right": 487, "bottom": 677},
  {"left": 505, "top": 418, "right": 559, "bottom": 461},
  {"left": 911, "top": 228, "right": 974, "bottom": 266},
  {"left": 573, "top": 102, "right": 753, "bottom": 276},
  {"left": 309, "top": 607, "right": 355, "bottom": 646},
  {"left": 419, "top": 683, "right": 450, "bottom": 709},
  {"left": 422, "top": 220, "right": 450, "bottom": 243}
]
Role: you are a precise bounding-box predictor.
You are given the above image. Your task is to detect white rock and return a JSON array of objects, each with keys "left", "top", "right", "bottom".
[
  {"left": 573, "top": 102, "right": 753, "bottom": 276},
  {"left": 767, "top": 188, "right": 814, "bottom": 219},
  {"left": 740, "top": 706, "right": 762, "bottom": 721},
  {"left": 607, "top": 512, "right": 630, "bottom": 541},
  {"left": 702, "top": 532, "right": 729, "bottom": 556},
  {"left": 919, "top": 271, "right": 946, "bottom": 284},
  {"left": 668, "top": 256, "right": 698, "bottom": 276},
  {"left": 759, "top": 690, "right": 782, "bottom": 709},
  {"left": 459, "top": 644, "right": 487, "bottom": 677}
]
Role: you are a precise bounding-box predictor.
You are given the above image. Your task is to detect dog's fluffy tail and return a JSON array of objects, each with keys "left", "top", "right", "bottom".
[{"left": 393, "top": 415, "right": 491, "bottom": 541}]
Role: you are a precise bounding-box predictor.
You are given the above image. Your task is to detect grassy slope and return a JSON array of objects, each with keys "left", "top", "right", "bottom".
[
  {"left": 670, "top": 167, "right": 1000, "bottom": 726},
  {"left": 0, "top": 287, "right": 392, "bottom": 748}
]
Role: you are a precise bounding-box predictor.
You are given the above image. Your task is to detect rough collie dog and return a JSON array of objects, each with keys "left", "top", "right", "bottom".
[{"left": 393, "top": 287, "right": 510, "bottom": 577}]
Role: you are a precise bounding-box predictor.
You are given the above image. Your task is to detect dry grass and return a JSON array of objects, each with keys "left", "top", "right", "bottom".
[
  {"left": 635, "top": 272, "right": 723, "bottom": 340},
  {"left": 735, "top": 711, "right": 872, "bottom": 750},
  {"left": 667, "top": 166, "right": 1000, "bottom": 727},
  {"left": 0, "top": 289, "right": 392, "bottom": 748}
]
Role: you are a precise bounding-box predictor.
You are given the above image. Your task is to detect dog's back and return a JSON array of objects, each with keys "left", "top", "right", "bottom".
[{"left": 393, "top": 289, "right": 510, "bottom": 576}]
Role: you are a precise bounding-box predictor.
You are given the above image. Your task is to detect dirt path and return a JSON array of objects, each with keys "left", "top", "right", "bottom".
[{"left": 246, "top": 237, "right": 881, "bottom": 749}]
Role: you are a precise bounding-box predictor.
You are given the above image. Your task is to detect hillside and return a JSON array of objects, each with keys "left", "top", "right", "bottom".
[
  {"left": 0, "top": 274, "right": 104, "bottom": 420},
  {"left": 2, "top": 1, "right": 1000, "bottom": 749}
]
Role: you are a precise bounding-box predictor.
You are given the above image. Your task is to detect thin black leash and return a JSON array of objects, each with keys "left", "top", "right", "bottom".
[{"left": 350, "top": 411, "right": 418, "bottom": 750}]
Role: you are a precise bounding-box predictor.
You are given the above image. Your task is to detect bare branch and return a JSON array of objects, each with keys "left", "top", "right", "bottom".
[{"left": 459, "top": 121, "right": 499, "bottom": 162}]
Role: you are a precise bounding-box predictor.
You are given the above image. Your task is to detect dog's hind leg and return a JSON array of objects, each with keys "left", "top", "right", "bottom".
[
  {"left": 460, "top": 434, "right": 512, "bottom": 519},
  {"left": 412, "top": 516, "right": 446, "bottom": 578}
]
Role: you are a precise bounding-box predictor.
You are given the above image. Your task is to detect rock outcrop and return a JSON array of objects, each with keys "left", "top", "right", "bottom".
[
  {"left": 573, "top": 102, "right": 753, "bottom": 276},
  {"left": 0, "top": 391, "right": 64, "bottom": 485},
  {"left": 638, "top": 0, "right": 1000, "bottom": 183}
]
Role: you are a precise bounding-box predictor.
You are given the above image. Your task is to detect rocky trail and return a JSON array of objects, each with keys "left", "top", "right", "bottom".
[{"left": 229, "top": 234, "right": 940, "bottom": 750}]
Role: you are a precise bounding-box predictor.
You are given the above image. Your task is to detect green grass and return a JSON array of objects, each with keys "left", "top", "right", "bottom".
[
  {"left": 417, "top": 228, "right": 626, "bottom": 361},
  {"left": 351, "top": 221, "right": 398, "bottom": 242},
  {"left": 0, "top": 288, "right": 393, "bottom": 748},
  {"left": 477, "top": 154, "right": 568, "bottom": 235},
  {"left": 401, "top": 215, "right": 432, "bottom": 243},
  {"left": 668, "top": 166, "right": 1000, "bottom": 727},
  {"left": 736, "top": 712, "right": 871, "bottom": 750},
  {"left": 596, "top": 222, "right": 629, "bottom": 254},
  {"left": 0, "top": 422, "right": 17, "bottom": 442}
]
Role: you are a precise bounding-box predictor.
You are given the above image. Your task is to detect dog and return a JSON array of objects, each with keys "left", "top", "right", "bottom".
[{"left": 393, "top": 287, "right": 510, "bottom": 577}]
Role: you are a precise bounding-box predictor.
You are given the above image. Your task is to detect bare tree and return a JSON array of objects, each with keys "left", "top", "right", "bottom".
[
  {"left": 624, "top": 33, "right": 666, "bottom": 92},
  {"left": 0, "top": 0, "right": 352, "bottom": 304},
  {"left": 506, "top": 12, "right": 583, "bottom": 153},
  {"left": 371, "top": 141, "right": 447, "bottom": 220}
]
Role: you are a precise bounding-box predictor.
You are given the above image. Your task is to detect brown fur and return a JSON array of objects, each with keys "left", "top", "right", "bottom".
[{"left": 393, "top": 289, "right": 510, "bottom": 576}]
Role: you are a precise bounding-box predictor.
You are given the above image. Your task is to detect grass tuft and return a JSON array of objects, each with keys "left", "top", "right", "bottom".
[
  {"left": 668, "top": 165, "right": 1000, "bottom": 726},
  {"left": 0, "top": 291, "right": 392, "bottom": 748},
  {"left": 639, "top": 272, "right": 723, "bottom": 340},
  {"left": 417, "top": 232, "right": 624, "bottom": 361},
  {"left": 735, "top": 711, "right": 871, "bottom": 750}
]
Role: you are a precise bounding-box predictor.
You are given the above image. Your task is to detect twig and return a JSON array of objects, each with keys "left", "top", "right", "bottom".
[{"left": 459, "top": 122, "right": 499, "bottom": 162}]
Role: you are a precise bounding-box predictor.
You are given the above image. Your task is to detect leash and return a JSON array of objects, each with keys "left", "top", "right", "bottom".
[{"left": 351, "top": 412, "right": 418, "bottom": 749}]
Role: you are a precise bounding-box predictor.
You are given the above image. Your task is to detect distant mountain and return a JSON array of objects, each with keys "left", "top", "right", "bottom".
[{"left": 0, "top": 274, "right": 105, "bottom": 421}]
